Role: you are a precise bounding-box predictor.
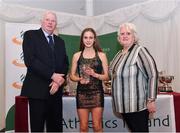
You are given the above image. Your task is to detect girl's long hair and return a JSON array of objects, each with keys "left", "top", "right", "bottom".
[{"left": 79, "top": 28, "right": 102, "bottom": 52}]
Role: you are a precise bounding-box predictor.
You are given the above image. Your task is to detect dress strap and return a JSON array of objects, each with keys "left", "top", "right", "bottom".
[
  {"left": 95, "top": 50, "right": 101, "bottom": 60},
  {"left": 95, "top": 50, "right": 98, "bottom": 56},
  {"left": 77, "top": 51, "right": 83, "bottom": 78}
]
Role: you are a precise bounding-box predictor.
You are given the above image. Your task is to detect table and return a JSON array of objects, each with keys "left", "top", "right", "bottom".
[
  {"left": 158, "top": 92, "right": 180, "bottom": 132},
  {"left": 173, "top": 92, "right": 180, "bottom": 132},
  {"left": 63, "top": 93, "right": 179, "bottom": 132}
]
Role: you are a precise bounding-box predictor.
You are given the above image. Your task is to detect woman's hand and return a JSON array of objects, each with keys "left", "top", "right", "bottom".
[{"left": 147, "top": 101, "right": 156, "bottom": 113}]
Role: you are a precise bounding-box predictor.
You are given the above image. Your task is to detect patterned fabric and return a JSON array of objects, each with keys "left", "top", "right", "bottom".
[
  {"left": 76, "top": 51, "right": 104, "bottom": 109},
  {"left": 109, "top": 44, "right": 158, "bottom": 113}
]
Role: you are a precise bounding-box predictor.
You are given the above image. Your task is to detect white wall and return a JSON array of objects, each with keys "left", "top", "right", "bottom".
[{"left": 0, "top": 20, "right": 5, "bottom": 130}]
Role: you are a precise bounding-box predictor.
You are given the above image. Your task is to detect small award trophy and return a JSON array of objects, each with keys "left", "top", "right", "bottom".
[
  {"left": 103, "top": 80, "right": 112, "bottom": 95},
  {"left": 80, "top": 64, "right": 90, "bottom": 84},
  {"left": 158, "top": 71, "right": 174, "bottom": 92}
]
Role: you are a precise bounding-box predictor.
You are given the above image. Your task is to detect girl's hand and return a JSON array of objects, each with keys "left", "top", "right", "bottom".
[
  {"left": 84, "top": 67, "right": 95, "bottom": 76},
  {"left": 79, "top": 77, "right": 90, "bottom": 84}
]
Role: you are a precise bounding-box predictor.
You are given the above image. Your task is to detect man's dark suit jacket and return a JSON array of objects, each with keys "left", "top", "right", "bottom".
[{"left": 21, "top": 28, "right": 69, "bottom": 99}]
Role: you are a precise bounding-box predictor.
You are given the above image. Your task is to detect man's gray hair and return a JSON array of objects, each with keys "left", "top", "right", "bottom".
[{"left": 41, "top": 11, "right": 57, "bottom": 22}]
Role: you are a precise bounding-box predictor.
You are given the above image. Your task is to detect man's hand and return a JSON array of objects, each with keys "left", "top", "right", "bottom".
[
  {"left": 49, "top": 81, "right": 60, "bottom": 95},
  {"left": 51, "top": 73, "right": 65, "bottom": 86}
]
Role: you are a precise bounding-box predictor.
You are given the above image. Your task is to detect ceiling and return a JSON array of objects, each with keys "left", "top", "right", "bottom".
[{"left": 2, "top": 0, "right": 148, "bottom": 16}]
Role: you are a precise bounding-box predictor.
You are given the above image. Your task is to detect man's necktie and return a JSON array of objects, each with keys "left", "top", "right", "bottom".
[
  {"left": 48, "top": 35, "right": 55, "bottom": 67},
  {"left": 47, "top": 35, "right": 54, "bottom": 50}
]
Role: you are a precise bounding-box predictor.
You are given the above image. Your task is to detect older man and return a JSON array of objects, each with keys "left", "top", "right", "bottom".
[{"left": 21, "top": 11, "right": 69, "bottom": 132}]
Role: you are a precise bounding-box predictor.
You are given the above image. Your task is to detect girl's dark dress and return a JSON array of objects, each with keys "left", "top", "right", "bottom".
[{"left": 76, "top": 51, "right": 104, "bottom": 109}]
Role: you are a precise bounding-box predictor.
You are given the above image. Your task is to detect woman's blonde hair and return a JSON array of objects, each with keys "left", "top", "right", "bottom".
[{"left": 117, "top": 22, "right": 139, "bottom": 44}]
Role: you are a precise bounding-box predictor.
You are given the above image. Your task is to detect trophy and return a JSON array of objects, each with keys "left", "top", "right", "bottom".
[
  {"left": 103, "top": 80, "right": 111, "bottom": 95},
  {"left": 63, "top": 74, "right": 77, "bottom": 96},
  {"left": 158, "top": 75, "right": 174, "bottom": 92},
  {"left": 80, "top": 64, "right": 91, "bottom": 84}
]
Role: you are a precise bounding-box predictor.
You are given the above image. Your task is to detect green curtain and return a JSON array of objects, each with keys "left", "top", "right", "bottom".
[{"left": 60, "top": 32, "right": 122, "bottom": 68}]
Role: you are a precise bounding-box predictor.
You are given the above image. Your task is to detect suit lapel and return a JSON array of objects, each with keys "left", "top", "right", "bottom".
[
  {"left": 38, "top": 29, "right": 49, "bottom": 45},
  {"left": 38, "top": 29, "right": 54, "bottom": 53}
]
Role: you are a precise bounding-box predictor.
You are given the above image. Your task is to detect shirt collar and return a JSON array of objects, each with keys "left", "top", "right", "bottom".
[
  {"left": 42, "top": 29, "right": 53, "bottom": 38},
  {"left": 128, "top": 43, "right": 136, "bottom": 52}
]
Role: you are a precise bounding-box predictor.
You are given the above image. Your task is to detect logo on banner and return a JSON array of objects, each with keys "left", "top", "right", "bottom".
[
  {"left": 12, "top": 74, "right": 25, "bottom": 89},
  {"left": 12, "top": 52, "right": 25, "bottom": 68},
  {"left": 12, "top": 30, "right": 24, "bottom": 45},
  {"left": 12, "top": 30, "right": 26, "bottom": 68},
  {"left": 11, "top": 30, "right": 26, "bottom": 89}
]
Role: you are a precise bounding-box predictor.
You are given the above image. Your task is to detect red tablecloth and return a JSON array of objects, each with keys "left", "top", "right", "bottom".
[
  {"left": 159, "top": 92, "right": 180, "bottom": 132},
  {"left": 15, "top": 96, "right": 29, "bottom": 132}
]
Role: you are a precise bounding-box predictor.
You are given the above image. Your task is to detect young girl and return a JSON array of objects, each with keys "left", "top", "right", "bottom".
[{"left": 70, "top": 28, "right": 109, "bottom": 132}]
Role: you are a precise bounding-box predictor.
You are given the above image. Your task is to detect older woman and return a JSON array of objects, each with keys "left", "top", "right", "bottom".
[{"left": 109, "top": 22, "right": 158, "bottom": 132}]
